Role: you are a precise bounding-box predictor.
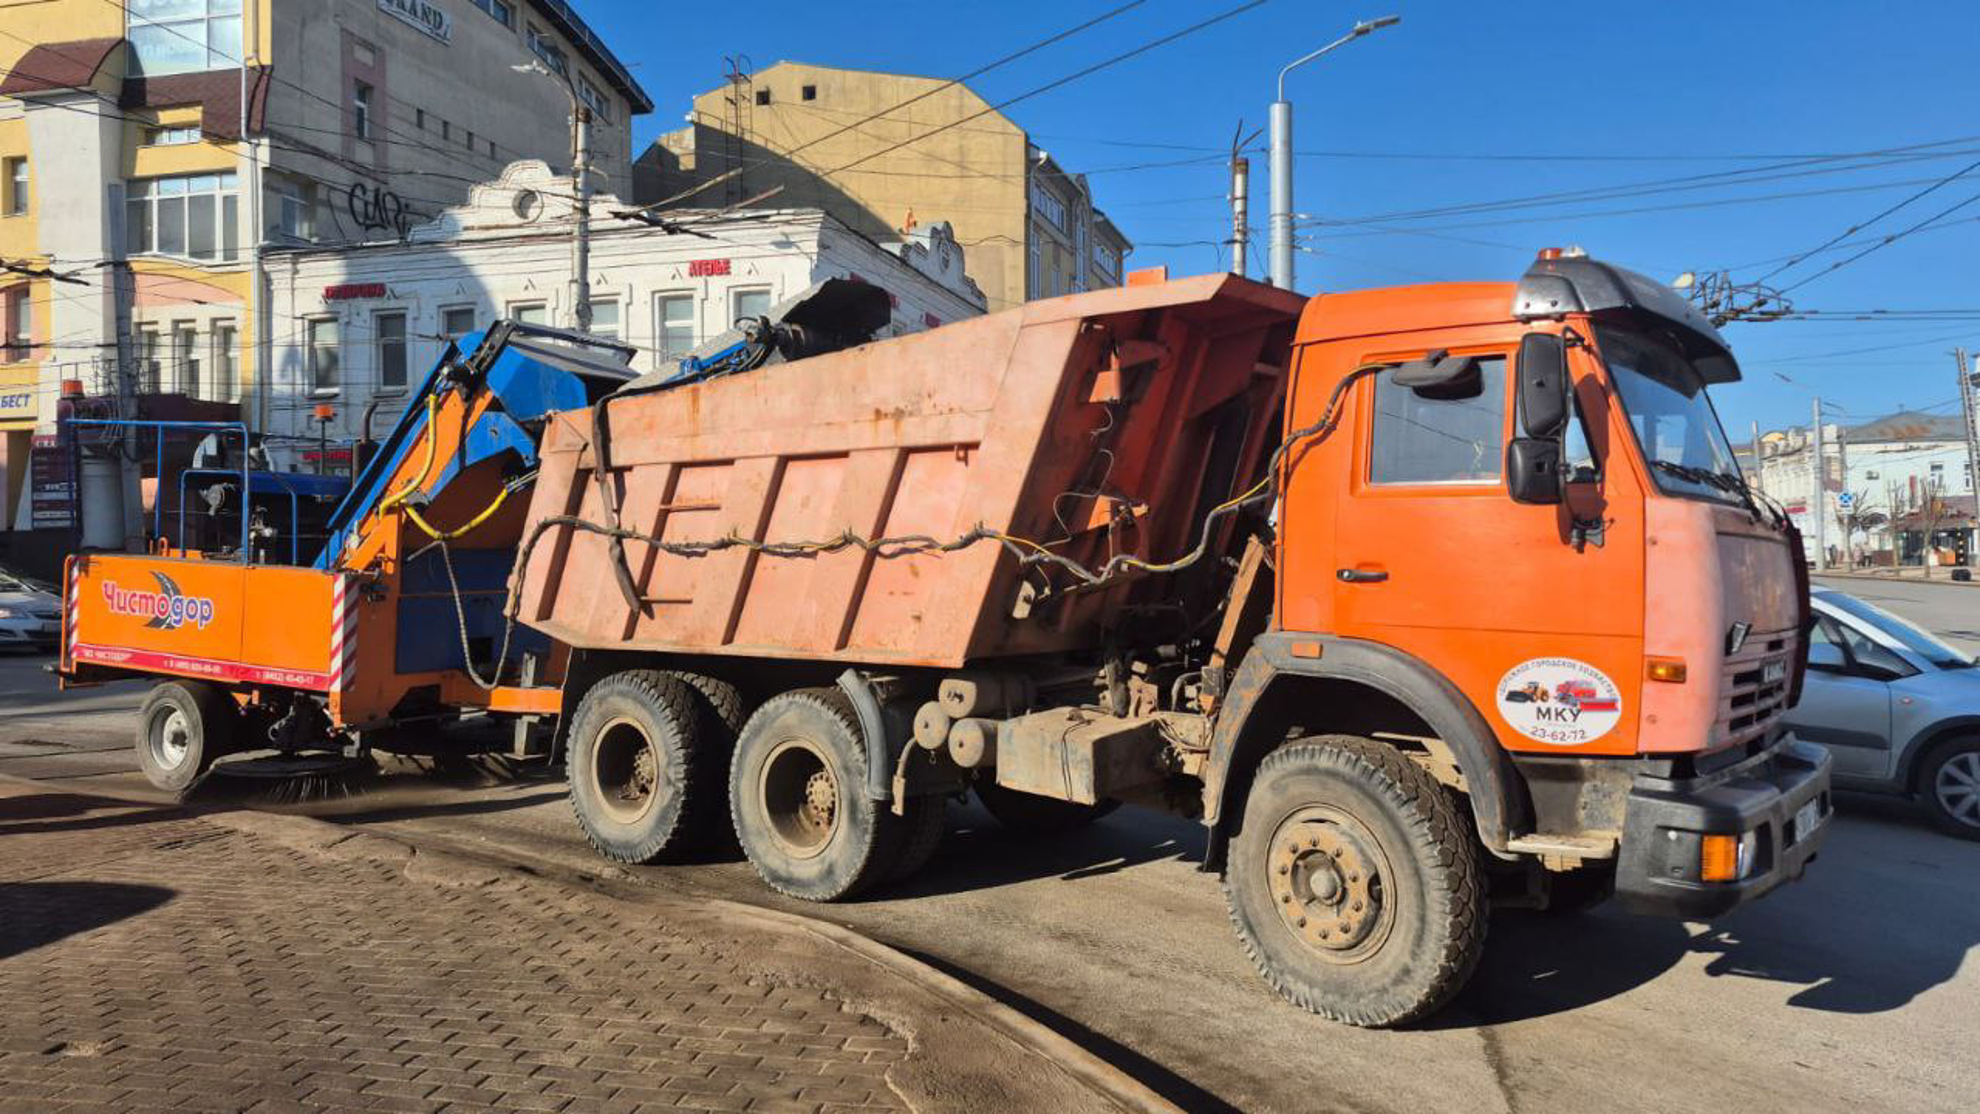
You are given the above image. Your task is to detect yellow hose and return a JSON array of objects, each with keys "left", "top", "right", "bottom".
[
  {"left": 377, "top": 393, "right": 440, "bottom": 516},
  {"left": 403, "top": 483, "right": 512, "bottom": 542}
]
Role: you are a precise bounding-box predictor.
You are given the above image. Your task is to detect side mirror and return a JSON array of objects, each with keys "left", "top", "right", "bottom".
[
  {"left": 1517, "top": 333, "right": 1570, "bottom": 438},
  {"left": 1507, "top": 439, "right": 1563, "bottom": 505},
  {"left": 1507, "top": 332, "right": 1572, "bottom": 506},
  {"left": 1807, "top": 643, "right": 1847, "bottom": 673}
]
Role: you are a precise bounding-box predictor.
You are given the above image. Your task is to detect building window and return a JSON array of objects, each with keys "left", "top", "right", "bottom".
[
  {"left": 172, "top": 320, "right": 199, "bottom": 396},
  {"left": 802, "top": 84, "right": 817, "bottom": 101},
  {"left": 441, "top": 306, "right": 477, "bottom": 340},
  {"left": 730, "top": 287, "right": 771, "bottom": 323},
  {"left": 656, "top": 293, "right": 695, "bottom": 360},
  {"left": 137, "top": 324, "right": 162, "bottom": 392},
  {"left": 1027, "top": 240, "right": 1041, "bottom": 298},
  {"left": 126, "top": 0, "right": 241, "bottom": 77},
  {"left": 755, "top": 88, "right": 771, "bottom": 106},
  {"left": 143, "top": 125, "right": 202, "bottom": 146},
  {"left": 487, "top": 138, "right": 496, "bottom": 158},
  {"left": 212, "top": 320, "right": 237, "bottom": 402},
  {"left": 578, "top": 78, "right": 613, "bottom": 123},
  {"left": 527, "top": 26, "right": 568, "bottom": 77},
  {"left": 470, "top": 0, "right": 513, "bottom": 27},
  {"left": 375, "top": 310, "right": 407, "bottom": 391},
  {"left": 3, "top": 286, "right": 29, "bottom": 362},
  {"left": 269, "top": 177, "right": 315, "bottom": 240},
  {"left": 441, "top": 120, "right": 452, "bottom": 142},
  {"left": 1094, "top": 242, "right": 1120, "bottom": 278},
  {"left": 127, "top": 173, "right": 240, "bottom": 260},
  {"left": 1369, "top": 356, "right": 1508, "bottom": 485},
  {"left": 1030, "top": 182, "right": 1068, "bottom": 232},
  {"left": 1865, "top": 470, "right": 1880, "bottom": 481},
  {"left": 586, "top": 299, "right": 619, "bottom": 340},
  {"left": 307, "top": 318, "right": 340, "bottom": 392},
  {"left": 414, "top": 108, "right": 425, "bottom": 131},
  {"left": 4, "top": 157, "right": 26, "bottom": 217},
  {"left": 353, "top": 81, "right": 374, "bottom": 140},
  {"left": 509, "top": 302, "right": 548, "bottom": 326}
]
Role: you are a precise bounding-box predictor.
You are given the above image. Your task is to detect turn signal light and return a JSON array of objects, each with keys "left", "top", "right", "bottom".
[
  {"left": 1699, "top": 834, "right": 1741, "bottom": 882},
  {"left": 1646, "top": 657, "right": 1688, "bottom": 684}
]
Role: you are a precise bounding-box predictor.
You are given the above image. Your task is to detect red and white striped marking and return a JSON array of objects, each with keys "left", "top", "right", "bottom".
[
  {"left": 328, "top": 573, "right": 359, "bottom": 692},
  {"left": 63, "top": 561, "right": 79, "bottom": 667}
]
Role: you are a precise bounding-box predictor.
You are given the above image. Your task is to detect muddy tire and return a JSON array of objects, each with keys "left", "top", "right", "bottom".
[
  {"left": 1224, "top": 735, "right": 1486, "bottom": 1027},
  {"left": 566, "top": 670, "right": 708, "bottom": 864},
  {"left": 134, "top": 680, "right": 237, "bottom": 793},
  {"left": 976, "top": 781, "right": 1120, "bottom": 834},
  {"left": 1917, "top": 736, "right": 1980, "bottom": 840},
  {"left": 665, "top": 671, "right": 749, "bottom": 849},
  {"left": 730, "top": 688, "right": 906, "bottom": 901},
  {"left": 888, "top": 796, "right": 949, "bottom": 883}
]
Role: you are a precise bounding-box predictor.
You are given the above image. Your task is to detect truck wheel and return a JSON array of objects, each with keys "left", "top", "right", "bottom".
[
  {"left": 1224, "top": 736, "right": 1486, "bottom": 1027},
  {"left": 566, "top": 671, "right": 709, "bottom": 864},
  {"left": 730, "top": 688, "right": 905, "bottom": 901},
  {"left": 1918, "top": 737, "right": 1980, "bottom": 840},
  {"left": 976, "top": 781, "right": 1120, "bottom": 834},
  {"left": 665, "top": 671, "right": 748, "bottom": 848},
  {"left": 888, "top": 796, "right": 949, "bottom": 883},
  {"left": 134, "top": 680, "right": 237, "bottom": 793}
]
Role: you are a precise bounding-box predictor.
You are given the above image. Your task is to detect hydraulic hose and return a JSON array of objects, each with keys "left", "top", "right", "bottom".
[{"left": 377, "top": 393, "right": 440, "bottom": 516}]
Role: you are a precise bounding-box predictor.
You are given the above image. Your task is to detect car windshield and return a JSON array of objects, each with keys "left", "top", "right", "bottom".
[
  {"left": 0, "top": 567, "right": 51, "bottom": 595},
  {"left": 1597, "top": 323, "right": 1744, "bottom": 504},
  {"left": 1820, "top": 592, "right": 1976, "bottom": 669}
]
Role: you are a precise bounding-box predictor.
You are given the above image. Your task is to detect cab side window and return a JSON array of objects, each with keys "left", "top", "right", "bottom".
[{"left": 1369, "top": 355, "right": 1506, "bottom": 485}]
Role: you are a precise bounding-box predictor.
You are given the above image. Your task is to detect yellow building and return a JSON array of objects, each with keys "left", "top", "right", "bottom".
[
  {"left": 0, "top": 0, "right": 648, "bottom": 533},
  {"left": 634, "top": 61, "right": 1132, "bottom": 314}
]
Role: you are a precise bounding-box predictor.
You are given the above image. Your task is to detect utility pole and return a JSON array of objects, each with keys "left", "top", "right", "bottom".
[
  {"left": 1229, "top": 154, "right": 1249, "bottom": 276},
  {"left": 1957, "top": 347, "right": 1979, "bottom": 503},
  {"left": 1810, "top": 398, "right": 1828, "bottom": 570},
  {"left": 1749, "top": 419, "right": 1763, "bottom": 496},
  {"left": 1268, "top": 16, "right": 1400, "bottom": 289},
  {"left": 1835, "top": 422, "right": 1851, "bottom": 567},
  {"left": 571, "top": 101, "right": 593, "bottom": 331}
]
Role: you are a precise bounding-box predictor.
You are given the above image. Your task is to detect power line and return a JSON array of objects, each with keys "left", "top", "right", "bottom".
[
  {"left": 1777, "top": 188, "right": 1980, "bottom": 295},
  {"left": 1756, "top": 154, "right": 1980, "bottom": 284}
]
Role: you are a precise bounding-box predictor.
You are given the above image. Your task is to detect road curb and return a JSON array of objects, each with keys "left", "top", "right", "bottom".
[
  {"left": 1813, "top": 570, "right": 1980, "bottom": 587},
  {"left": 1, "top": 774, "right": 1184, "bottom": 1114}
]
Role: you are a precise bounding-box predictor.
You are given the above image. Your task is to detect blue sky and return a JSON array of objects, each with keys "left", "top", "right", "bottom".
[{"left": 581, "top": 0, "right": 1979, "bottom": 436}]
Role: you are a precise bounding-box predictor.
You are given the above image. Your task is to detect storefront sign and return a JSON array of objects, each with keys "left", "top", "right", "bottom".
[
  {"left": 29, "top": 433, "right": 73, "bottom": 530},
  {"left": 0, "top": 386, "right": 30, "bottom": 419},
  {"left": 688, "top": 258, "right": 731, "bottom": 277},
  {"left": 324, "top": 283, "right": 388, "bottom": 301},
  {"left": 379, "top": 0, "right": 452, "bottom": 43}
]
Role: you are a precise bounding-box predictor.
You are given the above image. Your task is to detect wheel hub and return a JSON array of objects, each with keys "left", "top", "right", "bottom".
[
  {"left": 1936, "top": 752, "right": 1980, "bottom": 827},
  {"left": 1268, "top": 816, "right": 1386, "bottom": 958},
  {"left": 803, "top": 770, "right": 838, "bottom": 830},
  {"left": 151, "top": 708, "right": 191, "bottom": 770}
]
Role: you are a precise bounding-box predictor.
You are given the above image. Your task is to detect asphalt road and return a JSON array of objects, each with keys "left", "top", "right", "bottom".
[
  {"left": 4, "top": 613, "right": 1976, "bottom": 1114},
  {"left": 1813, "top": 574, "right": 1980, "bottom": 650}
]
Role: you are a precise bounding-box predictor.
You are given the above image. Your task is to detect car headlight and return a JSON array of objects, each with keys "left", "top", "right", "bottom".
[{"left": 0, "top": 607, "right": 20, "bottom": 619}]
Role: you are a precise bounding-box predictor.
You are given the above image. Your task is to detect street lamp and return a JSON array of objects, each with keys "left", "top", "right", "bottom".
[
  {"left": 1269, "top": 15, "right": 1401, "bottom": 290},
  {"left": 513, "top": 60, "right": 594, "bottom": 331}
]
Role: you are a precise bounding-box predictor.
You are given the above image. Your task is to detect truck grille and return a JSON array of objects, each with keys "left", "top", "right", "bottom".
[{"left": 1720, "top": 631, "right": 1794, "bottom": 750}]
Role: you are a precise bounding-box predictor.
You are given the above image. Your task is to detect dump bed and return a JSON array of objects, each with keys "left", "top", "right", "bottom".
[{"left": 513, "top": 274, "right": 1304, "bottom": 668}]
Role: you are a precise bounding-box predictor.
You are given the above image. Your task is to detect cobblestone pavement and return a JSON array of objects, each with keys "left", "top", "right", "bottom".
[{"left": 0, "top": 782, "right": 924, "bottom": 1114}]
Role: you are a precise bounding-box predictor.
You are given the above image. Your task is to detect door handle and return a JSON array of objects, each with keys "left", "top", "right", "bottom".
[{"left": 1337, "top": 568, "right": 1389, "bottom": 583}]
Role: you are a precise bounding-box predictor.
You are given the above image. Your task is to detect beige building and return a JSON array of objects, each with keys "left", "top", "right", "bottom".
[
  {"left": 635, "top": 61, "right": 1131, "bottom": 312},
  {"left": 0, "top": 0, "right": 648, "bottom": 534}
]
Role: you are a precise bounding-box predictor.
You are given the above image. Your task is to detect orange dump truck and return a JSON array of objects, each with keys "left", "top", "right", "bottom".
[{"left": 64, "top": 254, "right": 1830, "bottom": 1026}]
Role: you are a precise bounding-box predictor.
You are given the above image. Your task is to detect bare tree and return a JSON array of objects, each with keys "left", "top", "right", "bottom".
[{"left": 1916, "top": 474, "right": 1952, "bottom": 578}]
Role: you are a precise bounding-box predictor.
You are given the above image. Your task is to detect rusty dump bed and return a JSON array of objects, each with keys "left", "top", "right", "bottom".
[{"left": 513, "top": 274, "right": 1304, "bottom": 668}]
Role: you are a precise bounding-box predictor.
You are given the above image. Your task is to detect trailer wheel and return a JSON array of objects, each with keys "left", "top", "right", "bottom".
[
  {"left": 975, "top": 781, "right": 1120, "bottom": 835},
  {"left": 566, "top": 670, "right": 709, "bottom": 864},
  {"left": 730, "top": 688, "right": 905, "bottom": 901},
  {"left": 1224, "top": 735, "right": 1486, "bottom": 1028},
  {"left": 134, "top": 680, "right": 237, "bottom": 793}
]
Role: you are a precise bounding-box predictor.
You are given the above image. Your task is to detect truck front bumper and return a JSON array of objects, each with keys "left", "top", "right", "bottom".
[{"left": 1614, "top": 733, "right": 1832, "bottom": 919}]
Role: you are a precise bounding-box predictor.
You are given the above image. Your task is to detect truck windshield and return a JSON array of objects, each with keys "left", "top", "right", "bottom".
[{"left": 1596, "top": 323, "right": 1743, "bottom": 504}]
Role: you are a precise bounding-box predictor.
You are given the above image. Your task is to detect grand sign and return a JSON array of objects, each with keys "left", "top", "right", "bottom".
[{"left": 378, "top": 0, "right": 452, "bottom": 43}]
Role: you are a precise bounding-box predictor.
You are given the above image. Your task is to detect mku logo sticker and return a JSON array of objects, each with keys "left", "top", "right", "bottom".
[
  {"left": 103, "top": 572, "right": 216, "bottom": 631},
  {"left": 1495, "top": 657, "right": 1623, "bottom": 746}
]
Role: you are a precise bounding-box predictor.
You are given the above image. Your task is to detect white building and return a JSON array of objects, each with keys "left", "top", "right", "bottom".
[
  {"left": 261, "top": 161, "right": 986, "bottom": 468},
  {"left": 1755, "top": 410, "right": 1975, "bottom": 566}
]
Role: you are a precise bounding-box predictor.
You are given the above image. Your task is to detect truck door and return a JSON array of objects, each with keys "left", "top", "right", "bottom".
[{"left": 1317, "top": 326, "right": 1648, "bottom": 756}]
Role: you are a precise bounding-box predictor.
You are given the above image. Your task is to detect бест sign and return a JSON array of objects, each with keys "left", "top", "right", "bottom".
[{"left": 378, "top": 0, "right": 452, "bottom": 43}]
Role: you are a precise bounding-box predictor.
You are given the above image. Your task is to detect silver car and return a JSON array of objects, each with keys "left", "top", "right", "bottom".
[
  {"left": 0, "top": 564, "right": 60, "bottom": 652},
  {"left": 1787, "top": 588, "right": 1980, "bottom": 839}
]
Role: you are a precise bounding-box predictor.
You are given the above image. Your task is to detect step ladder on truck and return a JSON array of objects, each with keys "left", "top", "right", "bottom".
[{"left": 62, "top": 255, "right": 1833, "bottom": 1027}]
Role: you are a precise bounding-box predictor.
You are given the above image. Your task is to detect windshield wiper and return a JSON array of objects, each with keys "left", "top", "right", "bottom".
[{"left": 1648, "top": 461, "right": 1781, "bottom": 526}]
